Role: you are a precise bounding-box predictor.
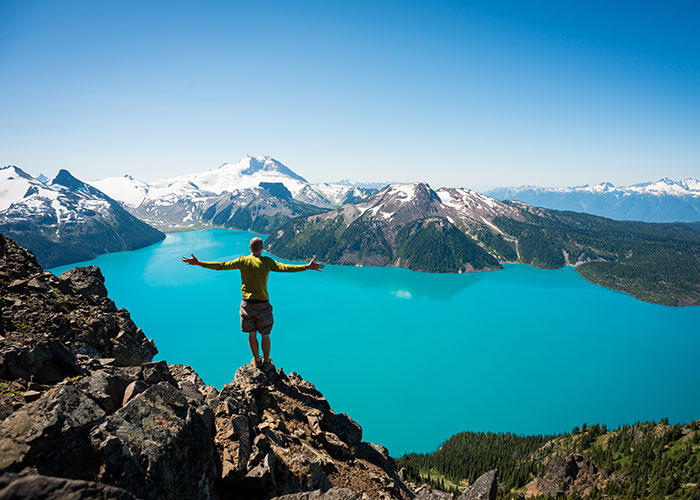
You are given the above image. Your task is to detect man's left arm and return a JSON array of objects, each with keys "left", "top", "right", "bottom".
[{"left": 270, "top": 256, "right": 324, "bottom": 272}]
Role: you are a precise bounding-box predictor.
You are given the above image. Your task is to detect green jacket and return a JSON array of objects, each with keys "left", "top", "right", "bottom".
[{"left": 199, "top": 254, "right": 306, "bottom": 300}]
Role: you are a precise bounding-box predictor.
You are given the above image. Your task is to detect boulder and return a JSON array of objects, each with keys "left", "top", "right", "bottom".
[
  {"left": 0, "top": 385, "right": 105, "bottom": 476},
  {"left": 1, "top": 340, "right": 82, "bottom": 385},
  {"left": 75, "top": 370, "right": 131, "bottom": 414},
  {"left": 89, "top": 382, "right": 217, "bottom": 500},
  {"left": 58, "top": 266, "right": 108, "bottom": 303},
  {"left": 142, "top": 360, "right": 177, "bottom": 386}
]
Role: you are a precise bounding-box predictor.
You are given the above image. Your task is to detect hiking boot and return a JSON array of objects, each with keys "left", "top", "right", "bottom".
[
  {"left": 251, "top": 357, "right": 263, "bottom": 369},
  {"left": 261, "top": 358, "right": 275, "bottom": 372}
]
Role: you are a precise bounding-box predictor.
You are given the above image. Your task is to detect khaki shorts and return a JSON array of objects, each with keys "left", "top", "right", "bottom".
[{"left": 240, "top": 300, "right": 274, "bottom": 335}]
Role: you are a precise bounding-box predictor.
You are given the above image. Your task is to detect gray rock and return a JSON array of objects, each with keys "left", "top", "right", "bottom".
[
  {"left": 142, "top": 360, "right": 177, "bottom": 386},
  {"left": 75, "top": 370, "right": 131, "bottom": 414},
  {"left": 1, "top": 340, "right": 82, "bottom": 384},
  {"left": 90, "top": 382, "right": 217, "bottom": 500},
  {"left": 169, "top": 363, "right": 206, "bottom": 391},
  {"left": 0, "top": 385, "right": 106, "bottom": 475},
  {"left": 456, "top": 469, "right": 497, "bottom": 500},
  {"left": 0, "top": 472, "right": 137, "bottom": 499},
  {"left": 324, "top": 412, "right": 362, "bottom": 445},
  {"left": 58, "top": 266, "right": 109, "bottom": 303}
]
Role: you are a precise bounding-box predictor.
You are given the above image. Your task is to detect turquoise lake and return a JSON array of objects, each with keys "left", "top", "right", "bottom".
[{"left": 50, "top": 229, "right": 700, "bottom": 456}]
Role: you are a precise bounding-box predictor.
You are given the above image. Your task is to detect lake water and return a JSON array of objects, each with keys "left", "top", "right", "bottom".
[{"left": 50, "top": 229, "right": 700, "bottom": 456}]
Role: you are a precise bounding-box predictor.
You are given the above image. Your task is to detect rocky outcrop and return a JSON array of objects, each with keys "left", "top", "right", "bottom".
[
  {"left": 212, "top": 364, "right": 411, "bottom": 499},
  {"left": 0, "top": 236, "right": 418, "bottom": 499},
  {"left": 0, "top": 234, "right": 157, "bottom": 382},
  {"left": 531, "top": 454, "right": 610, "bottom": 497},
  {"left": 456, "top": 470, "right": 496, "bottom": 500}
]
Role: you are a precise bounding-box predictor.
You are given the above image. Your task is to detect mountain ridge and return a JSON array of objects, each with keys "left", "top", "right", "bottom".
[
  {"left": 0, "top": 166, "right": 165, "bottom": 268},
  {"left": 487, "top": 178, "right": 700, "bottom": 223},
  {"left": 265, "top": 182, "right": 700, "bottom": 306}
]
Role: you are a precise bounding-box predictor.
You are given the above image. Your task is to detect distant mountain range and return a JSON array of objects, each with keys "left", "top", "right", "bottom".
[
  {"left": 486, "top": 178, "right": 700, "bottom": 222},
  {"left": 91, "top": 155, "right": 376, "bottom": 230},
  {"left": 2, "top": 157, "right": 699, "bottom": 305},
  {"left": 0, "top": 166, "right": 164, "bottom": 268},
  {"left": 267, "top": 182, "right": 700, "bottom": 306}
]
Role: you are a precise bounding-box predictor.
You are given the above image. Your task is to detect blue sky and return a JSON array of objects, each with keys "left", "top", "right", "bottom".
[{"left": 1, "top": 1, "right": 698, "bottom": 190}]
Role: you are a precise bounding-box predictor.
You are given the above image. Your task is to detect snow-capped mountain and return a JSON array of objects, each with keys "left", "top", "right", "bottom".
[
  {"left": 486, "top": 178, "right": 700, "bottom": 222},
  {"left": 266, "top": 181, "right": 522, "bottom": 270},
  {"left": 91, "top": 155, "right": 376, "bottom": 229},
  {"left": 340, "top": 182, "right": 521, "bottom": 229},
  {"left": 0, "top": 166, "right": 164, "bottom": 268}
]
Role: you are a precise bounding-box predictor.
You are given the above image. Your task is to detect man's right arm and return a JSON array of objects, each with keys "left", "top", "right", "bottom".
[
  {"left": 198, "top": 257, "right": 244, "bottom": 270},
  {"left": 182, "top": 253, "right": 243, "bottom": 270}
]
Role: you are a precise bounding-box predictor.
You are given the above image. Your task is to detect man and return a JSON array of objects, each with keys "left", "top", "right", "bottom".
[{"left": 182, "top": 237, "right": 323, "bottom": 370}]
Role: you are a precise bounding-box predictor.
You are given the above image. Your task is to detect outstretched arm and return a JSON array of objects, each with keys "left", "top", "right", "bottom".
[
  {"left": 182, "top": 253, "right": 202, "bottom": 266},
  {"left": 182, "top": 253, "right": 243, "bottom": 270},
  {"left": 270, "top": 255, "right": 325, "bottom": 272},
  {"left": 305, "top": 256, "right": 324, "bottom": 271}
]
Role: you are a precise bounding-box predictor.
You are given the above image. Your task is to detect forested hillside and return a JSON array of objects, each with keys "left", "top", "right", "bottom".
[
  {"left": 493, "top": 205, "right": 700, "bottom": 306},
  {"left": 397, "top": 419, "right": 700, "bottom": 500}
]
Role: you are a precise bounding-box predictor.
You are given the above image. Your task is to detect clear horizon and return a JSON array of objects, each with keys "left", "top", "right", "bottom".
[{"left": 1, "top": 1, "right": 699, "bottom": 191}]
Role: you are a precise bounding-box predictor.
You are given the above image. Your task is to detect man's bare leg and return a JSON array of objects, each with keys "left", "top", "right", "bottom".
[
  {"left": 261, "top": 334, "right": 271, "bottom": 362},
  {"left": 248, "top": 332, "right": 261, "bottom": 362}
]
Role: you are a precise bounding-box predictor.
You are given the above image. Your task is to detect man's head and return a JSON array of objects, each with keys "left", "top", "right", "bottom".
[{"left": 249, "top": 237, "right": 264, "bottom": 256}]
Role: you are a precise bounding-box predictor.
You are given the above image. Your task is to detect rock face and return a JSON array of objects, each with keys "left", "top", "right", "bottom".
[{"left": 0, "top": 236, "right": 418, "bottom": 499}]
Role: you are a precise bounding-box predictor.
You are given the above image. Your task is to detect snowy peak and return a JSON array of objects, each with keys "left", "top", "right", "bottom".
[
  {"left": 155, "top": 155, "right": 309, "bottom": 198},
  {"left": 486, "top": 177, "right": 700, "bottom": 222},
  {"left": 1, "top": 165, "right": 35, "bottom": 181},
  {"left": 354, "top": 182, "right": 442, "bottom": 222},
  {"left": 52, "top": 169, "right": 91, "bottom": 193},
  {"left": 681, "top": 178, "right": 700, "bottom": 191},
  {"left": 0, "top": 166, "right": 47, "bottom": 211},
  {"left": 628, "top": 177, "right": 700, "bottom": 196},
  {"left": 91, "top": 175, "right": 150, "bottom": 208},
  {"left": 91, "top": 155, "right": 378, "bottom": 217},
  {"left": 236, "top": 155, "right": 308, "bottom": 183},
  {"left": 436, "top": 187, "right": 520, "bottom": 219},
  {"left": 498, "top": 177, "right": 700, "bottom": 197}
]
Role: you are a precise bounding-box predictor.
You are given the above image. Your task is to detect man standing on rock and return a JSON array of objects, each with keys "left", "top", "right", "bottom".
[{"left": 182, "top": 237, "right": 323, "bottom": 370}]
